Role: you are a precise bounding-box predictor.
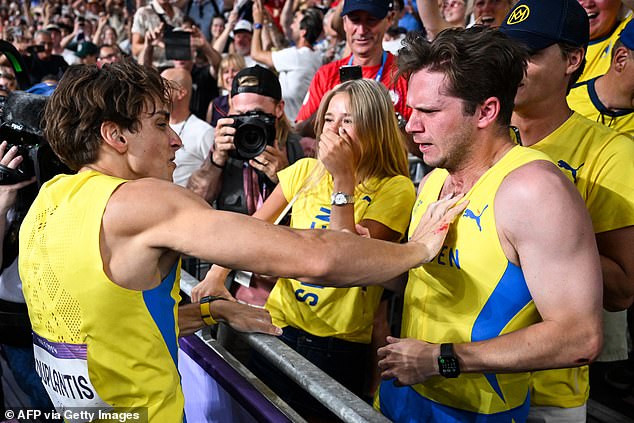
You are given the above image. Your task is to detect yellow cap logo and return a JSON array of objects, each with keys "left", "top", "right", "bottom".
[{"left": 506, "top": 5, "right": 530, "bottom": 25}]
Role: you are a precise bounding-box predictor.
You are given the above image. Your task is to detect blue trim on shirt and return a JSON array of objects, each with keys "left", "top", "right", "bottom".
[
  {"left": 378, "top": 381, "right": 531, "bottom": 422},
  {"left": 471, "top": 261, "right": 531, "bottom": 402},
  {"left": 143, "top": 264, "right": 179, "bottom": 367}
]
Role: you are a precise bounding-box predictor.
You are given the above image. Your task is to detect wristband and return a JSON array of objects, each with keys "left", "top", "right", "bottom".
[
  {"left": 210, "top": 154, "right": 225, "bottom": 169},
  {"left": 199, "top": 295, "right": 229, "bottom": 326},
  {"left": 253, "top": 23, "right": 263, "bottom": 30}
]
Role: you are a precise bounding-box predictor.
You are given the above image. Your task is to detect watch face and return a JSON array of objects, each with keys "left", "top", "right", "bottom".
[
  {"left": 335, "top": 193, "right": 346, "bottom": 204},
  {"left": 438, "top": 355, "right": 460, "bottom": 378}
]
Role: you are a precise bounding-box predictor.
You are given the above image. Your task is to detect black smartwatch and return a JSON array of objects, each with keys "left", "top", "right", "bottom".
[{"left": 437, "top": 343, "right": 460, "bottom": 378}]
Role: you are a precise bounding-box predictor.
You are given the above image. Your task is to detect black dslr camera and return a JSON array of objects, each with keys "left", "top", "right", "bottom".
[
  {"left": 0, "top": 91, "right": 70, "bottom": 186},
  {"left": 229, "top": 111, "right": 276, "bottom": 160}
]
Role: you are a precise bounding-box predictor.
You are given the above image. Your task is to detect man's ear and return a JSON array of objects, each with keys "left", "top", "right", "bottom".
[
  {"left": 612, "top": 46, "right": 630, "bottom": 73},
  {"left": 565, "top": 47, "right": 585, "bottom": 75},
  {"left": 275, "top": 100, "right": 285, "bottom": 119},
  {"left": 476, "top": 97, "right": 501, "bottom": 129},
  {"left": 100, "top": 121, "right": 128, "bottom": 153}
]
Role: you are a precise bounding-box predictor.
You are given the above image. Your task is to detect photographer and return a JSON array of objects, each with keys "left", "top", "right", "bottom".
[
  {"left": 0, "top": 141, "right": 54, "bottom": 415},
  {"left": 187, "top": 65, "right": 303, "bottom": 304},
  {"left": 188, "top": 65, "right": 303, "bottom": 211}
]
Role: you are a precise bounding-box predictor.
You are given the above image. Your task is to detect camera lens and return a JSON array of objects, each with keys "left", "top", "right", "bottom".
[{"left": 235, "top": 122, "right": 267, "bottom": 159}]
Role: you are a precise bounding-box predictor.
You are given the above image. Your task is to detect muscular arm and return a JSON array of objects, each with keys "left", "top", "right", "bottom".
[
  {"left": 379, "top": 161, "right": 603, "bottom": 384},
  {"left": 597, "top": 226, "right": 634, "bottom": 311},
  {"left": 103, "top": 178, "right": 463, "bottom": 292}
]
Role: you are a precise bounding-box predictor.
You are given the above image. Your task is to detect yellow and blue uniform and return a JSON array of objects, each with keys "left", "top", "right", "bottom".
[
  {"left": 376, "top": 146, "right": 550, "bottom": 422},
  {"left": 19, "top": 171, "right": 184, "bottom": 422},
  {"left": 579, "top": 15, "right": 633, "bottom": 83},
  {"left": 527, "top": 112, "right": 634, "bottom": 408},
  {"left": 265, "top": 157, "right": 415, "bottom": 343},
  {"left": 568, "top": 78, "right": 634, "bottom": 138}
]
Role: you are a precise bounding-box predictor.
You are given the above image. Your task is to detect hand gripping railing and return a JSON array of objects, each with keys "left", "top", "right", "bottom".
[{"left": 180, "top": 270, "right": 391, "bottom": 423}]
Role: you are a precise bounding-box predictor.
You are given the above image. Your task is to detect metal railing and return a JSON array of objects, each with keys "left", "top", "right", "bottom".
[{"left": 180, "top": 270, "right": 390, "bottom": 423}]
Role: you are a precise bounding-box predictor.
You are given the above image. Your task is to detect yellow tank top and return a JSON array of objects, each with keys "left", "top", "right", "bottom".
[
  {"left": 378, "top": 146, "right": 550, "bottom": 420},
  {"left": 266, "top": 158, "right": 415, "bottom": 343},
  {"left": 19, "top": 171, "right": 184, "bottom": 422}
]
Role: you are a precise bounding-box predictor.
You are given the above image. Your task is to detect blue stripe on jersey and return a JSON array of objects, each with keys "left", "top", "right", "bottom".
[
  {"left": 379, "top": 381, "right": 531, "bottom": 423},
  {"left": 471, "top": 261, "right": 531, "bottom": 402},
  {"left": 143, "top": 264, "right": 179, "bottom": 367}
]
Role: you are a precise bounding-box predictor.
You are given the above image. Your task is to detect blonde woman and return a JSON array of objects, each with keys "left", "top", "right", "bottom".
[
  {"left": 205, "top": 53, "right": 246, "bottom": 127},
  {"left": 192, "top": 79, "right": 416, "bottom": 415}
]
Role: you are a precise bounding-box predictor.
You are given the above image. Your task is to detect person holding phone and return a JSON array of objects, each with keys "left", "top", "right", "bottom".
[
  {"left": 295, "top": 0, "right": 411, "bottom": 138},
  {"left": 25, "top": 30, "right": 68, "bottom": 87}
]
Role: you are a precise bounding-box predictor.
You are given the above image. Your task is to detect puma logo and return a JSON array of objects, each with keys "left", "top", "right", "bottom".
[
  {"left": 463, "top": 205, "right": 489, "bottom": 232},
  {"left": 557, "top": 160, "right": 584, "bottom": 183}
]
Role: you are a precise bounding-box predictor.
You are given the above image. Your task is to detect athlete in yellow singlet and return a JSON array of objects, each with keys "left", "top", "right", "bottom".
[{"left": 374, "top": 27, "right": 603, "bottom": 423}]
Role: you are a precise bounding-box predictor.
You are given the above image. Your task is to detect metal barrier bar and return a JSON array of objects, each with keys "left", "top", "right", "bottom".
[{"left": 180, "top": 270, "right": 391, "bottom": 423}]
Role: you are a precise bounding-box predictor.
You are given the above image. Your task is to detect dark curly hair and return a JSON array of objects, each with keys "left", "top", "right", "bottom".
[
  {"left": 43, "top": 59, "right": 170, "bottom": 171},
  {"left": 397, "top": 26, "right": 529, "bottom": 127}
]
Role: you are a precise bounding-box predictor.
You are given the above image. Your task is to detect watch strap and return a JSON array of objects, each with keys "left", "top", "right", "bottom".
[
  {"left": 331, "top": 192, "right": 355, "bottom": 206},
  {"left": 199, "top": 295, "right": 229, "bottom": 326},
  {"left": 440, "top": 343, "right": 454, "bottom": 356}
]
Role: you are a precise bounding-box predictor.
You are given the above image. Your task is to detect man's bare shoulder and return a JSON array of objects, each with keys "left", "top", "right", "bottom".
[
  {"left": 495, "top": 159, "right": 591, "bottom": 251},
  {"left": 104, "top": 177, "right": 211, "bottom": 236}
]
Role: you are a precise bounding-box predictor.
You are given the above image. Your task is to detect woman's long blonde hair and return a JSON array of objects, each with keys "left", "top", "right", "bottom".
[{"left": 301, "top": 79, "right": 409, "bottom": 195}]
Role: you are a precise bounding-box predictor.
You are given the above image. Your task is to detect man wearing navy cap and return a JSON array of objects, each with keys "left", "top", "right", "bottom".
[
  {"left": 501, "top": 0, "right": 634, "bottom": 420},
  {"left": 295, "top": 0, "right": 411, "bottom": 135},
  {"left": 568, "top": 18, "right": 634, "bottom": 137}
]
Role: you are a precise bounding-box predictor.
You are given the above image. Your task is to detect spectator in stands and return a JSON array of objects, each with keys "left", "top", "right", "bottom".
[
  {"left": 26, "top": 29, "right": 68, "bottom": 87},
  {"left": 250, "top": 0, "right": 323, "bottom": 122},
  {"left": 161, "top": 67, "right": 214, "bottom": 187},
  {"left": 568, "top": 17, "right": 634, "bottom": 137},
  {"left": 131, "top": 0, "right": 184, "bottom": 69},
  {"left": 74, "top": 40, "right": 99, "bottom": 65},
  {"left": 373, "top": 27, "right": 602, "bottom": 422},
  {"left": 578, "top": 0, "right": 633, "bottom": 83},
  {"left": 184, "top": 0, "right": 225, "bottom": 41},
  {"left": 209, "top": 14, "right": 227, "bottom": 50},
  {"left": 206, "top": 53, "right": 246, "bottom": 127},
  {"left": 296, "top": 0, "right": 411, "bottom": 139},
  {"left": 500, "top": 0, "right": 634, "bottom": 420},
  {"left": 232, "top": 19, "right": 257, "bottom": 65},
  {"left": 97, "top": 43, "right": 124, "bottom": 68},
  {"left": 314, "top": 6, "right": 347, "bottom": 64},
  {"left": 140, "top": 24, "right": 221, "bottom": 121},
  {"left": 192, "top": 79, "right": 415, "bottom": 417},
  {"left": 19, "top": 59, "right": 463, "bottom": 421},
  {"left": 416, "top": 0, "right": 509, "bottom": 40}
]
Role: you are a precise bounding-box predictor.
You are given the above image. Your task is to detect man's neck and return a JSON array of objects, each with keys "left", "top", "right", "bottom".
[
  {"left": 170, "top": 105, "right": 190, "bottom": 124},
  {"left": 442, "top": 134, "right": 515, "bottom": 197},
  {"left": 297, "top": 38, "right": 312, "bottom": 49},
  {"left": 594, "top": 73, "right": 633, "bottom": 111},
  {"left": 351, "top": 49, "right": 384, "bottom": 67},
  {"left": 511, "top": 100, "right": 573, "bottom": 147}
]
